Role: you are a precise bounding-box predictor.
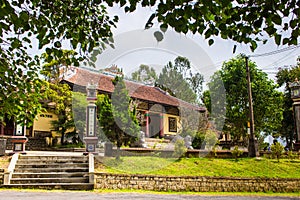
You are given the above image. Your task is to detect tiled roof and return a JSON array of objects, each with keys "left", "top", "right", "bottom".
[{"left": 63, "top": 67, "right": 206, "bottom": 112}]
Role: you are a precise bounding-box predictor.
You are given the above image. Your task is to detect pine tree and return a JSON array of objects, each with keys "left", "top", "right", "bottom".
[{"left": 97, "top": 76, "right": 140, "bottom": 159}]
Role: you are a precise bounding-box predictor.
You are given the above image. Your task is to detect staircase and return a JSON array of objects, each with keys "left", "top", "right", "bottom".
[{"left": 6, "top": 154, "right": 94, "bottom": 190}]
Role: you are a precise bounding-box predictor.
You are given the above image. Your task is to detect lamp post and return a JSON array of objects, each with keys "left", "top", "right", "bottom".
[
  {"left": 289, "top": 79, "right": 300, "bottom": 151},
  {"left": 83, "top": 83, "right": 98, "bottom": 154}
]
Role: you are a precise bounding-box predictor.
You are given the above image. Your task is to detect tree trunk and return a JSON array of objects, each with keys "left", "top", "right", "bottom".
[
  {"left": 61, "top": 129, "right": 65, "bottom": 145},
  {"left": 116, "top": 146, "right": 120, "bottom": 160},
  {"left": 116, "top": 138, "right": 121, "bottom": 160}
]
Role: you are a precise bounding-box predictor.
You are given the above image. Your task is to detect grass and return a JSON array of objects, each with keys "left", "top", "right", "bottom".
[
  {"left": 95, "top": 156, "right": 300, "bottom": 178},
  {"left": 1, "top": 154, "right": 299, "bottom": 178}
]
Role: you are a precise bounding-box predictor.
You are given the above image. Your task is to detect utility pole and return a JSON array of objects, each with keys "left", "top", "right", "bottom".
[{"left": 244, "top": 55, "right": 257, "bottom": 157}]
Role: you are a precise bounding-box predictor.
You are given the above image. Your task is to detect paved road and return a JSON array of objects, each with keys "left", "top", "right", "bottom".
[{"left": 0, "top": 191, "right": 299, "bottom": 200}]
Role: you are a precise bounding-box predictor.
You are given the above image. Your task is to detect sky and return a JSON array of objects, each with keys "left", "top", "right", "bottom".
[{"left": 92, "top": 5, "right": 300, "bottom": 83}]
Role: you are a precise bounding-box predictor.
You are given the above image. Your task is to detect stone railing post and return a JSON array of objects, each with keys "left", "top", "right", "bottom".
[
  {"left": 4, "top": 153, "right": 19, "bottom": 185},
  {"left": 88, "top": 153, "right": 95, "bottom": 185}
]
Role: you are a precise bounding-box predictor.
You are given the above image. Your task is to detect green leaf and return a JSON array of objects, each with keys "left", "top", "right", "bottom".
[
  {"left": 250, "top": 41, "right": 257, "bottom": 51},
  {"left": 253, "top": 18, "right": 263, "bottom": 28},
  {"left": 124, "top": 6, "right": 130, "bottom": 12},
  {"left": 54, "top": 41, "right": 61, "bottom": 48},
  {"left": 145, "top": 13, "right": 155, "bottom": 29},
  {"left": 275, "top": 34, "right": 281, "bottom": 46},
  {"left": 19, "top": 11, "right": 29, "bottom": 22},
  {"left": 208, "top": 39, "right": 214, "bottom": 46},
  {"left": 265, "top": 26, "right": 276, "bottom": 35},
  {"left": 233, "top": 45, "right": 237, "bottom": 54},
  {"left": 204, "top": 29, "right": 212, "bottom": 39},
  {"left": 160, "top": 24, "right": 168, "bottom": 33},
  {"left": 154, "top": 31, "right": 164, "bottom": 42},
  {"left": 290, "top": 19, "right": 297, "bottom": 29},
  {"left": 141, "top": 0, "right": 149, "bottom": 6},
  {"left": 272, "top": 15, "right": 282, "bottom": 25}
]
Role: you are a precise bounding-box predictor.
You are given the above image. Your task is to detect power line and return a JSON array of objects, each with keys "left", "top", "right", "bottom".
[
  {"left": 249, "top": 44, "right": 300, "bottom": 58},
  {"left": 260, "top": 48, "right": 299, "bottom": 70}
]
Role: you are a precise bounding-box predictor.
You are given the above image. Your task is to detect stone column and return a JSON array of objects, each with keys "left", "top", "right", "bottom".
[{"left": 84, "top": 83, "right": 98, "bottom": 154}]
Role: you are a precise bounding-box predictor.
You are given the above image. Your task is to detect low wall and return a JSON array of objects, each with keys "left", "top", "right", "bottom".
[
  {"left": 95, "top": 173, "right": 300, "bottom": 192},
  {"left": 107, "top": 148, "right": 249, "bottom": 158},
  {"left": 0, "top": 137, "right": 49, "bottom": 150}
]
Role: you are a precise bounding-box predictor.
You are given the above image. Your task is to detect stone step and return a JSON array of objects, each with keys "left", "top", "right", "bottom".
[
  {"left": 17, "top": 159, "right": 88, "bottom": 164},
  {"left": 10, "top": 177, "right": 89, "bottom": 184},
  {"left": 4, "top": 183, "right": 94, "bottom": 190},
  {"left": 15, "top": 163, "right": 89, "bottom": 168},
  {"left": 14, "top": 167, "right": 89, "bottom": 173},
  {"left": 19, "top": 156, "right": 88, "bottom": 162},
  {"left": 12, "top": 172, "right": 88, "bottom": 179},
  {"left": 8, "top": 154, "right": 93, "bottom": 190}
]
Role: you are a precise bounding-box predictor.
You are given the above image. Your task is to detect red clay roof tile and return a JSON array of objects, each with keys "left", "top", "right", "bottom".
[{"left": 63, "top": 68, "right": 205, "bottom": 112}]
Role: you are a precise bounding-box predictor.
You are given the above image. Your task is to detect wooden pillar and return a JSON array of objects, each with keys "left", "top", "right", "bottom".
[
  {"left": 159, "top": 113, "right": 164, "bottom": 138},
  {"left": 145, "top": 111, "right": 149, "bottom": 138}
]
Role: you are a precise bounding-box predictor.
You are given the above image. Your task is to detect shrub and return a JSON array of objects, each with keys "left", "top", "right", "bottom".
[
  {"left": 173, "top": 139, "right": 187, "bottom": 159},
  {"left": 271, "top": 142, "right": 284, "bottom": 162},
  {"left": 204, "top": 129, "right": 218, "bottom": 150},
  {"left": 287, "top": 151, "right": 298, "bottom": 160},
  {"left": 191, "top": 130, "right": 205, "bottom": 149},
  {"left": 210, "top": 145, "right": 218, "bottom": 159},
  {"left": 232, "top": 146, "right": 243, "bottom": 161}
]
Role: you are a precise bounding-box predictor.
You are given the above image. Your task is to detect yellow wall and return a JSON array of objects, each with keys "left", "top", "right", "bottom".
[
  {"left": 163, "top": 113, "right": 181, "bottom": 135},
  {"left": 137, "top": 108, "right": 181, "bottom": 136},
  {"left": 33, "top": 111, "right": 58, "bottom": 135}
]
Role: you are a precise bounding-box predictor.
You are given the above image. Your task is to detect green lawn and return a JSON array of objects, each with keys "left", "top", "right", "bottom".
[{"left": 95, "top": 156, "right": 300, "bottom": 178}]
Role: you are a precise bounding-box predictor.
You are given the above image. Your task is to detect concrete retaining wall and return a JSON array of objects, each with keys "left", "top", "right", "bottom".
[{"left": 95, "top": 173, "right": 300, "bottom": 192}]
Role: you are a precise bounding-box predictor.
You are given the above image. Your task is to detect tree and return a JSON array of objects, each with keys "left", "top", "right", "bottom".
[
  {"left": 187, "top": 72, "right": 204, "bottom": 102},
  {"left": 40, "top": 50, "right": 81, "bottom": 145},
  {"left": 276, "top": 58, "right": 300, "bottom": 148},
  {"left": 135, "top": 0, "right": 299, "bottom": 49},
  {"left": 206, "top": 55, "right": 283, "bottom": 143},
  {"left": 72, "top": 92, "right": 88, "bottom": 143},
  {"left": 97, "top": 76, "right": 140, "bottom": 159},
  {"left": 2, "top": 0, "right": 299, "bottom": 129},
  {"left": 44, "top": 82, "right": 74, "bottom": 145},
  {"left": 0, "top": 0, "right": 116, "bottom": 124},
  {"left": 40, "top": 50, "right": 78, "bottom": 83},
  {"left": 156, "top": 56, "right": 204, "bottom": 104},
  {"left": 131, "top": 64, "right": 157, "bottom": 83}
]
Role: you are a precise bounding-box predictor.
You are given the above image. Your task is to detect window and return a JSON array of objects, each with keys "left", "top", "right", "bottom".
[{"left": 168, "top": 117, "right": 177, "bottom": 132}]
